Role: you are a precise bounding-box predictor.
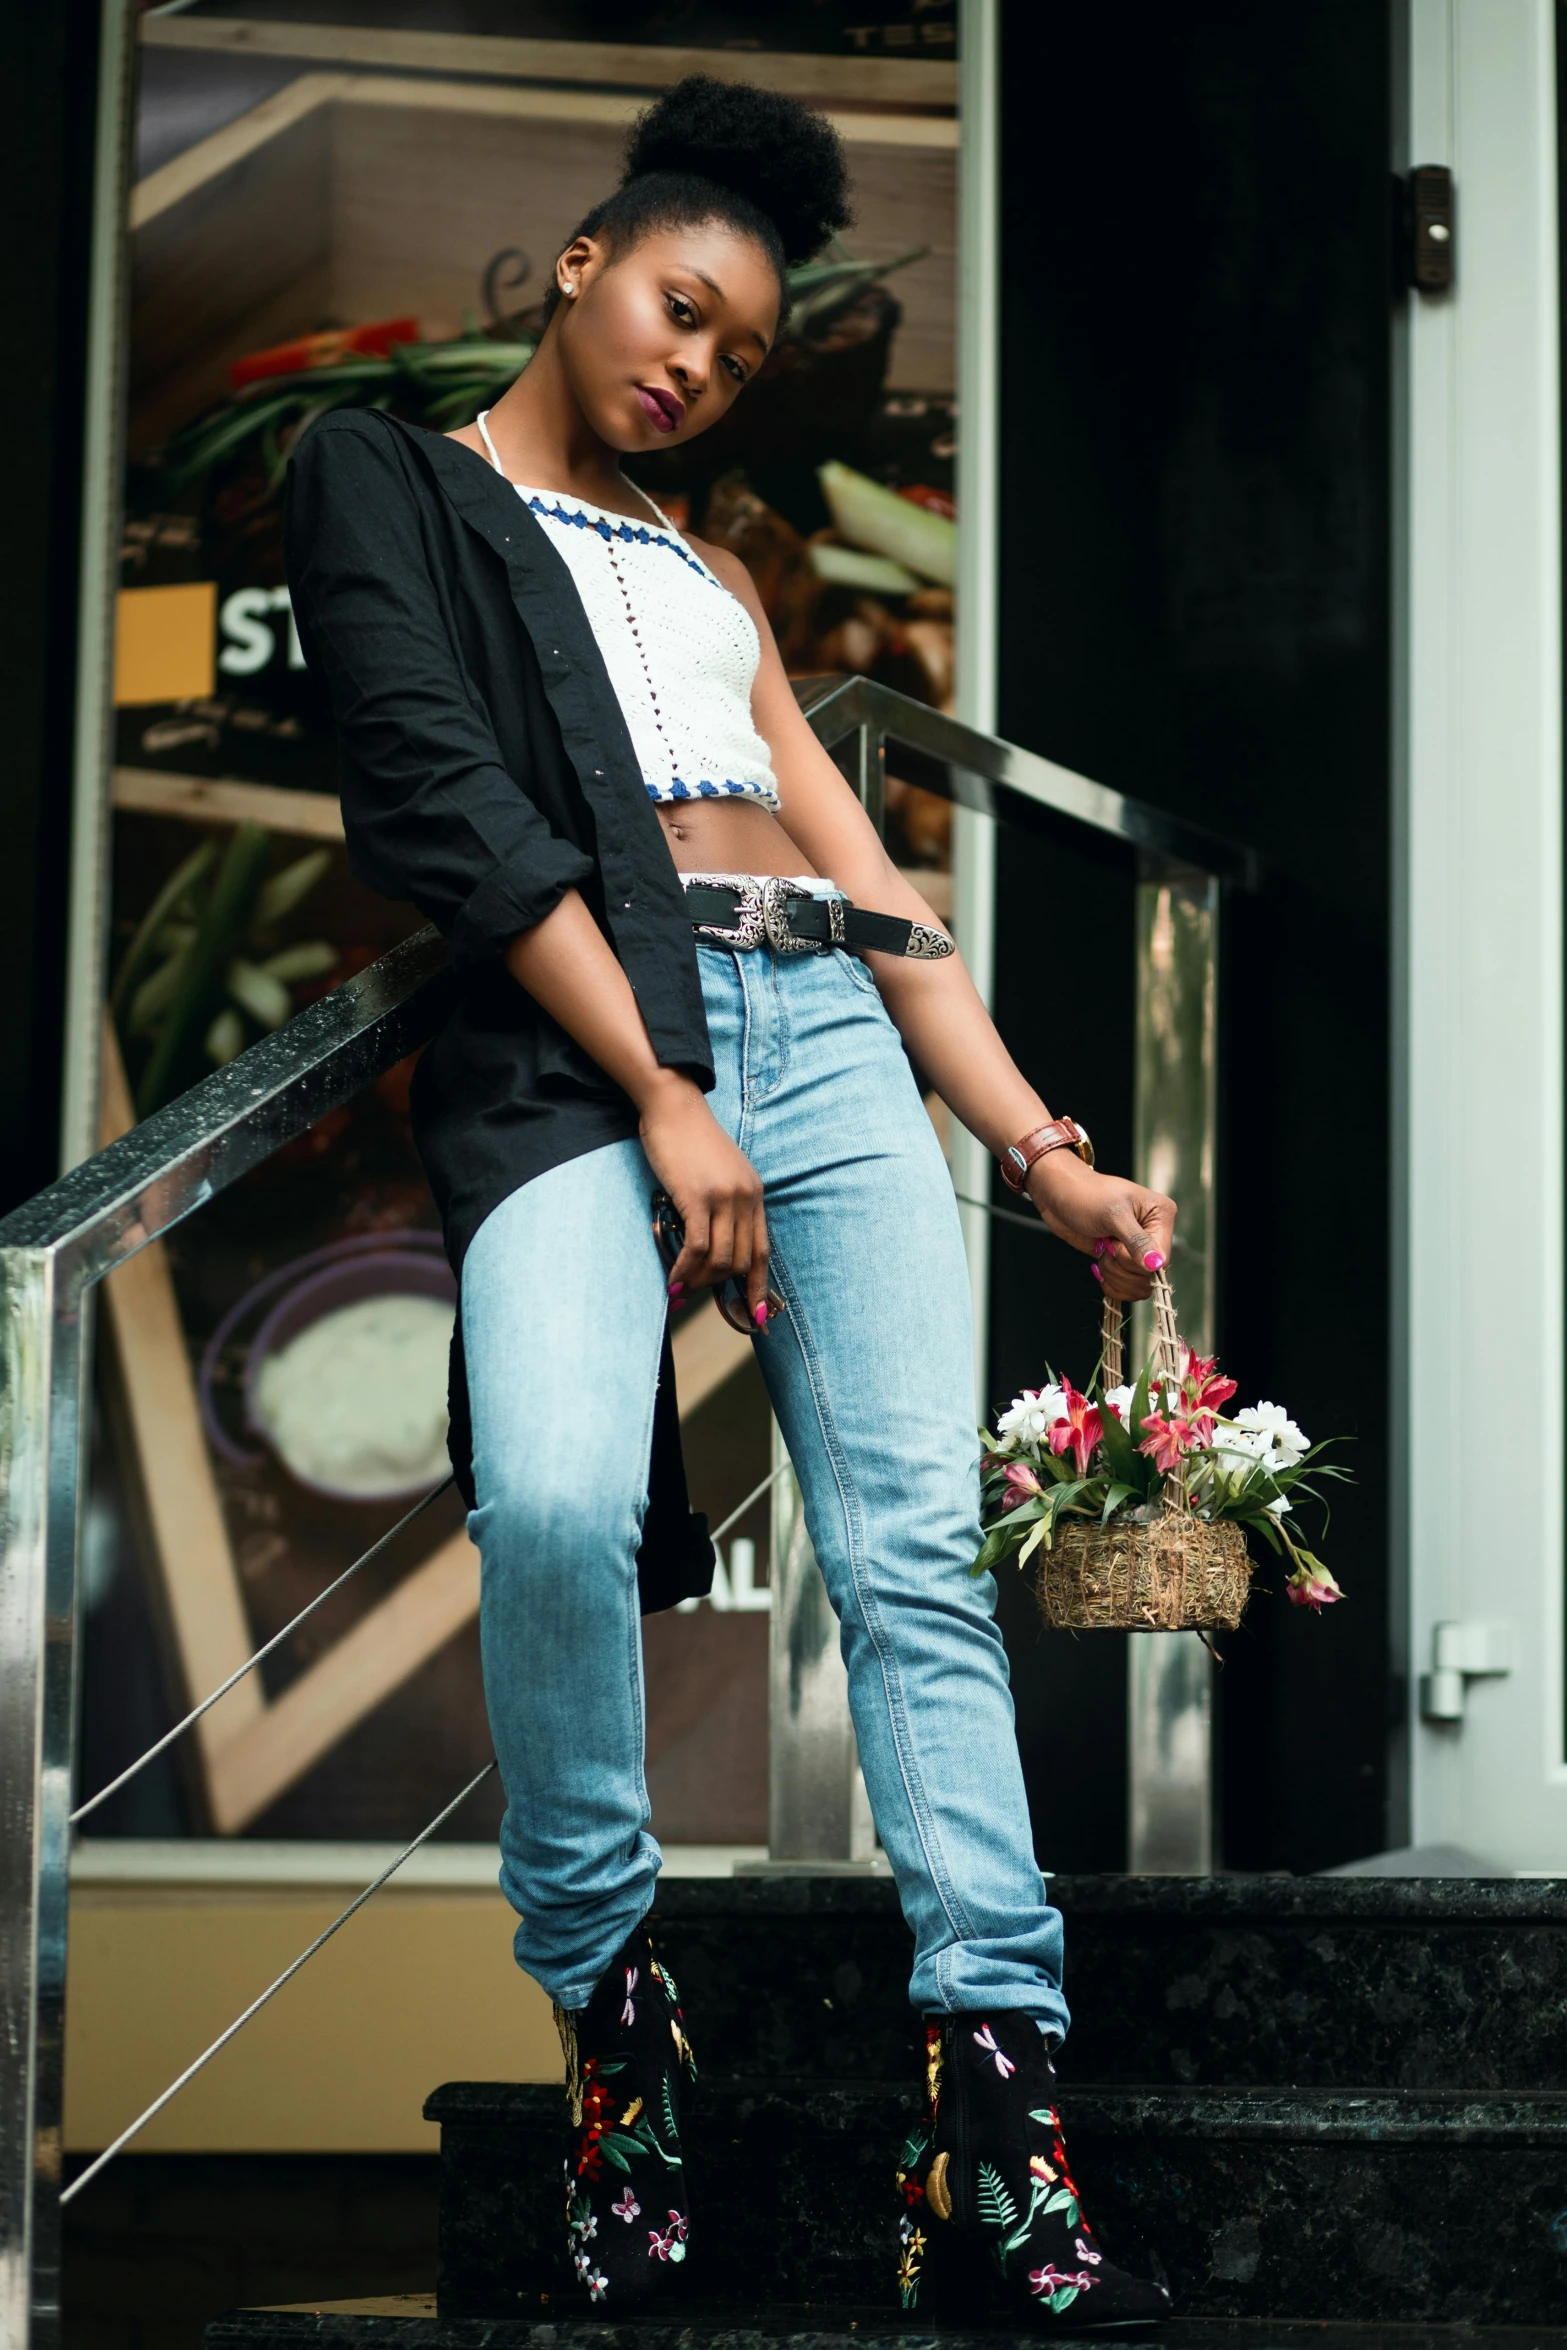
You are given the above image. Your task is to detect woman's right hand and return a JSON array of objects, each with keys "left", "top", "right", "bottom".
[{"left": 637, "top": 1071, "right": 770, "bottom": 1326}]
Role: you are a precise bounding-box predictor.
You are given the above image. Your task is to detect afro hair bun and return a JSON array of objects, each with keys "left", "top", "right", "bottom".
[{"left": 623, "top": 75, "right": 852, "bottom": 267}]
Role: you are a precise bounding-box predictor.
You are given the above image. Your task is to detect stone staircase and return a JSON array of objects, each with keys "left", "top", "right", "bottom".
[{"left": 207, "top": 1872, "right": 1567, "bottom": 2343}]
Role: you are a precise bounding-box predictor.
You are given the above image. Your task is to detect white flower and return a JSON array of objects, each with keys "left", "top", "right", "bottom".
[
  {"left": 997, "top": 1385, "right": 1067, "bottom": 1447},
  {"left": 1212, "top": 1422, "right": 1271, "bottom": 1469},
  {"left": 1266, "top": 1493, "right": 1292, "bottom": 1518},
  {"left": 1237, "top": 1401, "right": 1309, "bottom": 1468},
  {"left": 1104, "top": 1385, "right": 1135, "bottom": 1424}
]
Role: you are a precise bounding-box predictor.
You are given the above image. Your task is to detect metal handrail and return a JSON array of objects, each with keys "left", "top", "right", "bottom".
[
  {"left": 0, "top": 676, "right": 1250, "bottom": 2346},
  {"left": 0, "top": 927, "right": 454, "bottom": 1270},
  {"left": 793, "top": 675, "right": 1258, "bottom": 888}
]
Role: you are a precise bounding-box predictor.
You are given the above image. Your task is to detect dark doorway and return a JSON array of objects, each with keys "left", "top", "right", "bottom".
[{"left": 991, "top": 0, "right": 1393, "bottom": 1873}]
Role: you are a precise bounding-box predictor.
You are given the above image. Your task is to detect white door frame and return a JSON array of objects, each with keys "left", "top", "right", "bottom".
[
  {"left": 1397, "top": 0, "right": 1567, "bottom": 1868},
  {"left": 954, "top": 0, "right": 999, "bottom": 1386}
]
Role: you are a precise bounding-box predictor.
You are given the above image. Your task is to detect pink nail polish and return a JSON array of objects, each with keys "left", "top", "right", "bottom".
[
  {"left": 1144, "top": 1251, "right": 1166, "bottom": 1272},
  {"left": 1091, "top": 1264, "right": 1103, "bottom": 1284},
  {"left": 668, "top": 1281, "right": 684, "bottom": 1300},
  {"left": 754, "top": 1301, "right": 769, "bottom": 1329}
]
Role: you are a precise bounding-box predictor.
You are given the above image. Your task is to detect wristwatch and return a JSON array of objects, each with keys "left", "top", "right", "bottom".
[{"left": 998, "top": 1117, "right": 1094, "bottom": 1194}]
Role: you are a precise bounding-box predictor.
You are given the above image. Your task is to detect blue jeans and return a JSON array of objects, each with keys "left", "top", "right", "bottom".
[{"left": 462, "top": 941, "right": 1069, "bottom": 2034}]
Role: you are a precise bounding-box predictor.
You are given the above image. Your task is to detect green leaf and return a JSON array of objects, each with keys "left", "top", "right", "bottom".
[
  {"left": 204, "top": 1006, "right": 245, "bottom": 1066},
  {"left": 1098, "top": 1481, "right": 1134, "bottom": 1527},
  {"left": 127, "top": 944, "right": 190, "bottom": 1039},
  {"left": 258, "top": 940, "right": 338, "bottom": 985},
  {"left": 1129, "top": 1353, "right": 1155, "bottom": 1446},
  {"left": 599, "top": 2139, "right": 632, "bottom": 2173},
  {"left": 255, "top": 848, "right": 331, "bottom": 931},
  {"left": 1037, "top": 1448, "right": 1080, "bottom": 1486},
  {"left": 1043, "top": 2188, "right": 1077, "bottom": 2217},
  {"left": 1001, "top": 2175, "right": 1051, "bottom": 2255},
  {"left": 1094, "top": 1392, "right": 1139, "bottom": 1483},
  {"left": 135, "top": 823, "right": 273, "bottom": 1116},
  {"left": 226, "top": 958, "right": 290, "bottom": 1029},
  {"left": 110, "top": 838, "right": 217, "bottom": 1018},
  {"left": 818, "top": 459, "right": 956, "bottom": 587},
  {"left": 970, "top": 1521, "right": 1016, "bottom": 1578},
  {"left": 1048, "top": 2287, "right": 1081, "bottom": 2314},
  {"left": 976, "top": 2162, "right": 1017, "bottom": 2231},
  {"left": 1017, "top": 1518, "right": 1051, "bottom": 1569}
]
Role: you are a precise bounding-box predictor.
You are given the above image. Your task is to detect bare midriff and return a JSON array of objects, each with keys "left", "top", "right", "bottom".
[{"left": 655, "top": 796, "right": 821, "bottom": 881}]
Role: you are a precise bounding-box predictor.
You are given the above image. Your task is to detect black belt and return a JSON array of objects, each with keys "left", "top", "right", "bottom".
[{"left": 682, "top": 874, "right": 953, "bottom": 961}]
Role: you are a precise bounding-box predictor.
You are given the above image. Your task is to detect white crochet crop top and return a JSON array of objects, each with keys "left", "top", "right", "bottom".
[{"left": 476, "top": 412, "right": 780, "bottom": 810}]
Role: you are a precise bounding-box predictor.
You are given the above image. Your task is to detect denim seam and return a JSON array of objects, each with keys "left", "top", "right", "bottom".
[
  {"left": 768, "top": 1243, "right": 977, "bottom": 1956},
  {"left": 731, "top": 947, "right": 793, "bottom": 1120},
  {"left": 734, "top": 946, "right": 757, "bottom": 1121},
  {"left": 624, "top": 1328, "right": 661, "bottom": 1835}
]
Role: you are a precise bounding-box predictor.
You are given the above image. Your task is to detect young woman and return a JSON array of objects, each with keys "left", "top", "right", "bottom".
[{"left": 287, "top": 77, "right": 1173, "bottom": 2328}]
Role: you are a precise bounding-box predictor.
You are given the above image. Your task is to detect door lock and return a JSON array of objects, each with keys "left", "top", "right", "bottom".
[{"left": 1419, "top": 1620, "right": 1512, "bottom": 1722}]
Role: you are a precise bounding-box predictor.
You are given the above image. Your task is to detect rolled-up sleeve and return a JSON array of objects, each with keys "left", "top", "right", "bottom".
[{"left": 285, "top": 417, "right": 593, "bottom": 969}]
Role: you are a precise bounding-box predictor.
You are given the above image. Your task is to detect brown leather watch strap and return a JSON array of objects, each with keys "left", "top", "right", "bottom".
[{"left": 998, "top": 1117, "right": 1094, "bottom": 1193}]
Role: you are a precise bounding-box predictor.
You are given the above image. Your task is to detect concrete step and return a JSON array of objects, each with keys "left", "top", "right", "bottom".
[
  {"left": 207, "top": 2303, "right": 1567, "bottom": 2348},
  {"left": 648, "top": 1875, "right": 1567, "bottom": 2090},
  {"left": 423, "top": 2077, "right": 1567, "bottom": 2326}
]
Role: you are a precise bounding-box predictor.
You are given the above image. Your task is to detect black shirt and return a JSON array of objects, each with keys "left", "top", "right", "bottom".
[{"left": 285, "top": 408, "right": 718, "bottom": 1603}]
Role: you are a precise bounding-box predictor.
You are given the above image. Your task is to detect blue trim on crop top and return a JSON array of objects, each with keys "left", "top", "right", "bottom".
[{"left": 525, "top": 495, "right": 721, "bottom": 586}]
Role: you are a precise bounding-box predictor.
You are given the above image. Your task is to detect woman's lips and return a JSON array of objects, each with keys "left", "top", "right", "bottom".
[{"left": 636, "top": 385, "right": 682, "bottom": 433}]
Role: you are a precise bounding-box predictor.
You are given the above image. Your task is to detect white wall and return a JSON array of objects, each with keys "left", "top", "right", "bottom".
[{"left": 1400, "top": 0, "right": 1566, "bottom": 1867}]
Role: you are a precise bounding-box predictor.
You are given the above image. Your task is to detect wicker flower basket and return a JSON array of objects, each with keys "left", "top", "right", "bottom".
[{"left": 1031, "top": 1273, "right": 1253, "bottom": 1634}]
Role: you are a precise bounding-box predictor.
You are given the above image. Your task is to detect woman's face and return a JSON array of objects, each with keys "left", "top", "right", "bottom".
[{"left": 551, "top": 220, "right": 780, "bottom": 453}]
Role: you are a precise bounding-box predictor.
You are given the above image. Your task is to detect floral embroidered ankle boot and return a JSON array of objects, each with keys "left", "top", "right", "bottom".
[
  {"left": 896, "top": 2013, "right": 1171, "bottom": 2329},
  {"left": 554, "top": 1920, "right": 696, "bottom": 2305}
]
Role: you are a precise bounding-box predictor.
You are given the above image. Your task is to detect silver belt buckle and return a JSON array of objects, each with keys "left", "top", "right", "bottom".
[
  {"left": 761, "top": 875, "right": 817, "bottom": 954},
  {"left": 684, "top": 872, "right": 767, "bottom": 949}
]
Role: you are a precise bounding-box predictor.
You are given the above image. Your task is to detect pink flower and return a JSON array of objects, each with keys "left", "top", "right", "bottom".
[
  {"left": 1001, "top": 1461, "right": 1046, "bottom": 1512},
  {"left": 1182, "top": 1347, "right": 1238, "bottom": 1415},
  {"left": 1138, "top": 1410, "right": 1202, "bottom": 1474},
  {"left": 1030, "top": 2265, "right": 1095, "bottom": 2296},
  {"left": 611, "top": 2189, "right": 641, "bottom": 2223},
  {"left": 1046, "top": 1377, "right": 1103, "bottom": 1477},
  {"left": 1074, "top": 2236, "right": 1101, "bottom": 2267},
  {"left": 1287, "top": 1564, "right": 1343, "bottom": 1612},
  {"left": 667, "top": 2210, "right": 688, "bottom": 2241},
  {"left": 621, "top": 1965, "right": 638, "bottom": 2024}
]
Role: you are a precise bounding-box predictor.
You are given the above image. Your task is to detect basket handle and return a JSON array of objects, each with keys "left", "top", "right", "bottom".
[
  {"left": 1099, "top": 1267, "right": 1182, "bottom": 1394},
  {"left": 1101, "top": 1269, "right": 1188, "bottom": 1514}
]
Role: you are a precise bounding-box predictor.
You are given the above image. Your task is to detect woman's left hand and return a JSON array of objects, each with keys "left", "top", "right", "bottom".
[{"left": 1024, "top": 1154, "right": 1176, "bottom": 1301}]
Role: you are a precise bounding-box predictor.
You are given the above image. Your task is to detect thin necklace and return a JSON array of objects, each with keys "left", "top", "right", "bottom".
[{"left": 473, "top": 409, "right": 677, "bottom": 536}]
